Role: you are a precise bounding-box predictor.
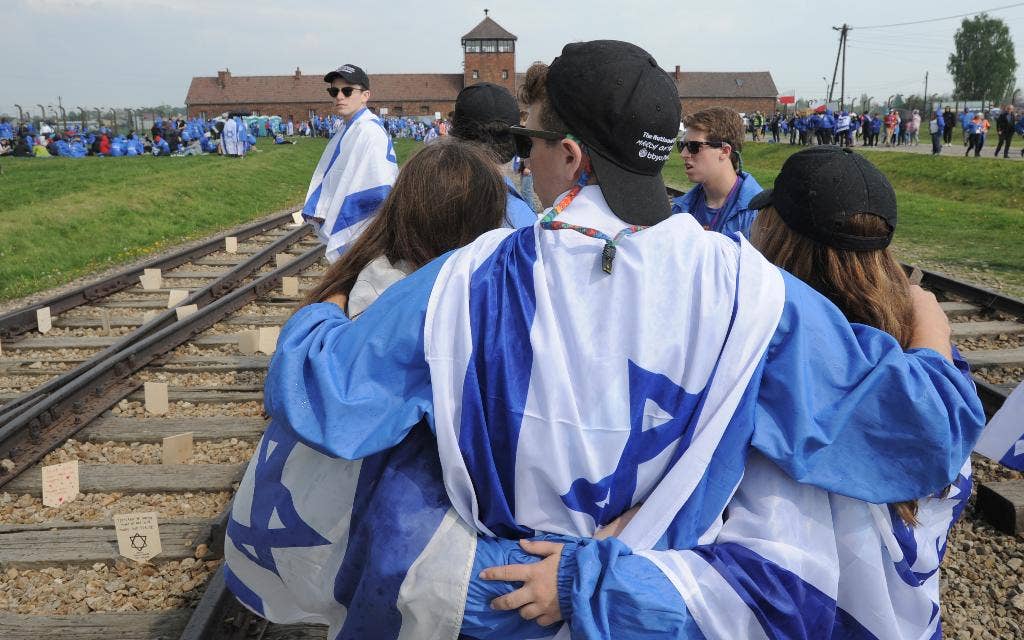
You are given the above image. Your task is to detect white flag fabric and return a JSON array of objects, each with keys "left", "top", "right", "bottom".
[
  {"left": 301, "top": 107, "right": 398, "bottom": 262},
  {"left": 222, "top": 117, "right": 245, "bottom": 156},
  {"left": 974, "top": 380, "right": 1024, "bottom": 470}
]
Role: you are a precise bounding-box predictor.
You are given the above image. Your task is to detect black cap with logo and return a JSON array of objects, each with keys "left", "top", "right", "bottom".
[
  {"left": 324, "top": 64, "right": 370, "bottom": 89},
  {"left": 547, "top": 40, "right": 680, "bottom": 226},
  {"left": 748, "top": 146, "right": 897, "bottom": 251}
]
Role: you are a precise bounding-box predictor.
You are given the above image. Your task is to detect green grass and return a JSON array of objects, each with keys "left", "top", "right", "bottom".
[
  {"left": 665, "top": 144, "right": 1024, "bottom": 297},
  {"left": 0, "top": 137, "right": 423, "bottom": 303}
]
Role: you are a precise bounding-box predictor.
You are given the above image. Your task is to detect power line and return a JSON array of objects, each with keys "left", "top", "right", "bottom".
[{"left": 852, "top": 1, "right": 1024, "bottom": 30}]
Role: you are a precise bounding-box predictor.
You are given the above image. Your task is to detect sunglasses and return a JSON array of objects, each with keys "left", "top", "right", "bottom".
[
  {"left": 677, "top": 140, "right": 727, "bottom": 154},
  {"left": 509, "top": 125, "right": 566, "bottom": 158},
  {"left": 327, "top": 86, "right": 363, "bottom": 98}
]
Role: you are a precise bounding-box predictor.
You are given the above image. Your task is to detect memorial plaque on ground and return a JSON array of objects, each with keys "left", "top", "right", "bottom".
[{"left": 113, "top": 512, "right": 162, "bottom": 562}]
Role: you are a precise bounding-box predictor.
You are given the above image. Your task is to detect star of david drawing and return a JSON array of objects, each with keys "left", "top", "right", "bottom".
[
  {"left": 129, "top": 532, "right": 147, "bottom": 551},
  {"left": 561, "top": 360, "right": 705, "bottom": 527},
  {"left": 226, "top": 423, "right": 331, "bottom": 576}
]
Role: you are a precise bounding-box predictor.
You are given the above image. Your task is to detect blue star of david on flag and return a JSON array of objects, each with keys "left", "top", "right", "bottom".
[
  {"left": 226, "top": 424, "right": 331, "bottom": 576},
  {"left": 561, "top": 360, "right": 706, "bottom": 527}
]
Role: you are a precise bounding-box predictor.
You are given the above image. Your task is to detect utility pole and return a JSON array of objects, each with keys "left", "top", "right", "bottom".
[
  {"left": 828, "top": 24, "right": 850, "bottom": 109},
  {"left": 923, "top": 71, "right": 929, "bottom": 114}
]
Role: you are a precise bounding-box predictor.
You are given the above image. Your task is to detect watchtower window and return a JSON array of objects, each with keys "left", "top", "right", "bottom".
[
  {"left": 482, "top": 40, "right": 497, "bottom": 52},
  {"left": 472, "top": 70, "right": 480, "bottom": 79},
  {"left": 501, "top": 70, "right": 509, "bottom": 80},
  {"left": 498, "top": 40, "right": 514, "bottom": 53},
  {"left": 465, "top": 41, "right": 481, "bottom": 53}
]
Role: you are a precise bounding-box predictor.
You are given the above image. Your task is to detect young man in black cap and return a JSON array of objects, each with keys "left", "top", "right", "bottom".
[
  {"left": 449, "top": 82, "right": 537, "bottom": 228},
  {"left": 243, "top": 41, "right": 982, "bottom": 639},
  {"left": 300, "top": 64, "right": 398, "bottom": 262}
]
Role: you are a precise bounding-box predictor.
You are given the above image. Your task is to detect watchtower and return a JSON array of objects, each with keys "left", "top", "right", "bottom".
[{"left": 462, "top": 10, "right": 517, "bottom": 96}]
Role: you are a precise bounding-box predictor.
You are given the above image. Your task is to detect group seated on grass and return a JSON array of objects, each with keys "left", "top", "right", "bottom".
[{"left": 0, "top": 115, "right": 273, "bottom": 158}]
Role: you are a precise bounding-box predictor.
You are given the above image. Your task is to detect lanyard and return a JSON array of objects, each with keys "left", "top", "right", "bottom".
[
  {"left": 538, "top": 160, "right": 645, "bottom": 274},
  {"left": 694, "top": 175, "right": 743, "bottom": 232}
]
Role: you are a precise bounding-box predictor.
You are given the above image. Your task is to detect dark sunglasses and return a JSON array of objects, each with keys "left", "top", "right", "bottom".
[
  {"left": 509, "top": 125, "right": 566, "bottom": 158},
  {"left": 327, "top": 86, "right": 363, "bottom": 98},
  {"left": 677, "top": 140, "right": 726, "bottom": 154}
]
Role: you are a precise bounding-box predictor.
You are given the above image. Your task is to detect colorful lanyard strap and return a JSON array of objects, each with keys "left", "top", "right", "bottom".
[
  {"left": 538, "top": 145, "right": 646, "bottom": 275},
  {"left": 695, "top": 174, "right": 743, "bottom": 232}
]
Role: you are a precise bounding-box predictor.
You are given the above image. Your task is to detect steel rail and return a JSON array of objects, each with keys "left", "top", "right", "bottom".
[
  {"left": 0, "top": 224, "right": 312, "bottom": 425},
  {"left": 0, "top": 209, "right": 299, "bottom": 339},
  {"left": 0, "top": 244, "right": 323, "bottom": 488}
]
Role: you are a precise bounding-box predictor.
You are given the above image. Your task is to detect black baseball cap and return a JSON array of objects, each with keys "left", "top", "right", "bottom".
[
  {"left": 454, "top": 83, "right": 519, "bottom": 128},
  {"left": 748, "top": 146, "right": 897, "bottom": 251},
  {"left": 547, "top": 40, "right": 680, "bottom": 226},
  {"left": 324, "top": 64, "right": 370, "bottom": 89}
]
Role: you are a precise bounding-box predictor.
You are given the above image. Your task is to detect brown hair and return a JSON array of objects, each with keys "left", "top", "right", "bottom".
[
  {"left": 518, "top": 63, "right": 568, "bottom": 134},
  {"left": 302, "top": 138, "right": 508, "bottom": 306},
  {"left": 684, "top": 107, "right": 744, "bottom": 171},
  {"left": 750, "top": 206, "right": 921, "bottom": 526}
]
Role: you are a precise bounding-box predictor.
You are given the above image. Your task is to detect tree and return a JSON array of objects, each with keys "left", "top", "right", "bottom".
[{"left": 947, "top": 13, "right": 1018, "bottom": 104}]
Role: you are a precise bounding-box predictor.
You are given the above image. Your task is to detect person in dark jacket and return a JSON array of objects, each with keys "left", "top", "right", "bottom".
[
  {"left": 994, "top": 105, "right": 1016, "bottom": 158},
  {"left": 942, "top": 106, "right": 955, "bottom": 145},
  {"left": 929, "top": 110, "right": 945, "bottom": 155}
]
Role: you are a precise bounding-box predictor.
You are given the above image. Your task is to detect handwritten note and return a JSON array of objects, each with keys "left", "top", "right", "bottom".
[{"left": 42, "top": 461, "right": 80, "bottom": 508}]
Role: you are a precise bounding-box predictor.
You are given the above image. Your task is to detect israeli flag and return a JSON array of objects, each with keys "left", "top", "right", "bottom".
[
  {"left": 974, "top": 381, "right": 1024, "bottom": 470},
  {"left": 302, "top": 108, "right": 397, "bottom": 262},
  {"left": 640, "top": 453, "right": 973, "bottom": 640},
  {"left": 425, "top": 187, "right": 784, "bottom": 542}
]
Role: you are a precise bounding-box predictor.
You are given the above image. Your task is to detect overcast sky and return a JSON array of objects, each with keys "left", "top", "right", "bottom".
[{"left": 5, "top": 0, "right": 1024, "bottom": 118}]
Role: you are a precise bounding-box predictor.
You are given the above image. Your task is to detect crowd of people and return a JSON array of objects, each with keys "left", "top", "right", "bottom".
[
  {"left": 744, "top": 103, "right": 1023, "bottom": 157},
  {"left": 217, "top": 45, "right": 1023, "bottom": 640}
]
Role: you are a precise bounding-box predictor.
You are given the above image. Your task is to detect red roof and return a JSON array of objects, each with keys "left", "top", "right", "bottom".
[{"left": 186, "top": 70, "right": 465, "bottom": 107}]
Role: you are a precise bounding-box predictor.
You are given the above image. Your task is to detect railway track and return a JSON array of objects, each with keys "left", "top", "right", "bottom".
[
  {"left": 0, "top": 213, "right": 329, "bottom": 639},
  {"left": 1, "top": 198, "right": 1021, "bottom": 638}
]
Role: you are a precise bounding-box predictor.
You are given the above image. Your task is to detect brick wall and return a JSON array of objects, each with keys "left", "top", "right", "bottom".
[
  {"left": 370, "top": 101, "right": 457, "bottom": 119},
  {"left": 464, "top": 52, "right": 516, "bottom": 95},
  {"left": 680, "top": 97, "right": 780, "bottom": 117}
]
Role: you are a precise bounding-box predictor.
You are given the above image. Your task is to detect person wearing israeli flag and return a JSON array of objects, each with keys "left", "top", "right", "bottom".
[
  {"left": 476, "top": 146, "right": 979, "bottom": 639},
  {"left": 228, "top": 41, "right": 985, "bottom": 639},
  {"left": 302, "top": 64, "right": 398, "bottom": 262},
  {"left": 221, "top": 113, "right": 246, "bottom": 157},
  {"left": 226, "top": 139, "right": 512, "bottom": 640}
]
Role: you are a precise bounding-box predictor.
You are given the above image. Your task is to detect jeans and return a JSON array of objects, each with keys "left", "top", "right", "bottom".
[
  {"left": 994, "top": 132, "right": 1014, "bottom": 157},
  {"left": 931, "top": 132, "right": 943, "bottom": 155}
]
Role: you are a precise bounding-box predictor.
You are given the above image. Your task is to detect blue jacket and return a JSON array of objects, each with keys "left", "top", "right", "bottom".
[
  {"left": 670, "top": 171, "right": 764, "bottom": 238},
  {"left": 504, "top": 177, "right": 538, "bottom": 228}
]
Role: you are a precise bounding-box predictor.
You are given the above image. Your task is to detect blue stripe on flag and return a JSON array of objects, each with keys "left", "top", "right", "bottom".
[
  {"left": 224, "top": 565, "right": 265, "bottom": 616},
  {"left": 332, "top": 423, "right": 451, "bottom": 639},
  {"left": 693, "top": 541, "right": 847, "bottom": 639},
  {"left": 999, "top": 438, "right": 1024, "bottom": 471},
  {"left": 329, "top": 184, "right": 392, "bottom": 235},
  {"left": 458, "top": 227, "right": 539, "bottom": 538}
]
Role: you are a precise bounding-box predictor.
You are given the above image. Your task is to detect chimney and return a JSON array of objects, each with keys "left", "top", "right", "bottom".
[
  {"left": 217, "top": 69, "right": 231, "bottom": 88},
  {"left": 294, "top": 67, "right": 301, "bottom": 79},
  {"left": 674, "top": 65, "right": 680, "bottom": 80}
]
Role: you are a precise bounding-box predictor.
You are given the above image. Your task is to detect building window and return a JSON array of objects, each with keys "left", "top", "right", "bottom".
[
  {"left": 421, "top": 105, "right": 430, "bottom": 114},
  {"left": 498, "top": 40, "right": 514, "bottom": 53},
  {"left": 482, "top": 39, "right": 497, "bottom": 52},
  {"left": 501, "top": 70, "right": 509, "bottom": 80},
  {"left": 472, "top": 70, "right": 480, "bottom": 79},
  {"left": 465, "top": 40, "right": 481, "bottom": 53}
]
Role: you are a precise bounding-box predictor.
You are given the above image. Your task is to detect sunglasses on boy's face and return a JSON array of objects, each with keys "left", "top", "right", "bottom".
[
  {"left": 509, "top": 125, "right": 566, "bottom": 158},
  {"left": 676, "top": 140, "right": 726, "bottom": 154},
  {"left": 327, "top": 86, "right": 363, "bottom": 98}
]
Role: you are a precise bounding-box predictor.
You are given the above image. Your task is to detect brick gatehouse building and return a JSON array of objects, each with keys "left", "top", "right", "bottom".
[{"left": 185, "top": 13, "right": 778, "bottom": 121}]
